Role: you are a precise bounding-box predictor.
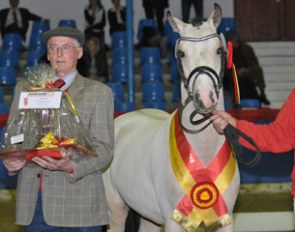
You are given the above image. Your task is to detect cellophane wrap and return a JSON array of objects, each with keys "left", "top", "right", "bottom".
[{"left": 1, "top": 64, "right": 96, "bottom": 160}]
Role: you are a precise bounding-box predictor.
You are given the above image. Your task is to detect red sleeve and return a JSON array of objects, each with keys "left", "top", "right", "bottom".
[{"left": 236, "top": 89, "right": 295, "bottom": 153}]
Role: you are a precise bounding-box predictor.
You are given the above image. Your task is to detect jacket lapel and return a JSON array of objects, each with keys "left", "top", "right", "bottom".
[{"left": 67, "top": 74, "right": 85, "bottom": 102}]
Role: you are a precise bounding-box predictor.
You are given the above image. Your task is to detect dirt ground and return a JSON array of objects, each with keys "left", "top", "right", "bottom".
[
  {"left": 0, "top": 185, "right": 293, "bottom": 232},
  {"left": 0, "top": 190, "right": 23, "bottom": 232}
]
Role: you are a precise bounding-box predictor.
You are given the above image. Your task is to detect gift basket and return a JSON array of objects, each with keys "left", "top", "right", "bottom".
[{"left": 0, "top": 64, "right": 96, "bottom": 161}]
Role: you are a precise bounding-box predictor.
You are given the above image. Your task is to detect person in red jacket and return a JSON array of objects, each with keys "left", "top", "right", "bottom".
[{"left": 210, "top": 88, "right": 295, "bottom": 206}]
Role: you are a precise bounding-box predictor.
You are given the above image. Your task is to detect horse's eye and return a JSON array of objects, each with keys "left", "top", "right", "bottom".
[
  {"left": 217, "top": 47, "right": 223, "bottom": 55},
  {"left": 177, "top": 50, "right": 185, "bottom": 58}
]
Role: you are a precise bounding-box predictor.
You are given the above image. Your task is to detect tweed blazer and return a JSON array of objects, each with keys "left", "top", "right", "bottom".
[{"left": 7, "top": 74, "right": 114, "bottom": 227}]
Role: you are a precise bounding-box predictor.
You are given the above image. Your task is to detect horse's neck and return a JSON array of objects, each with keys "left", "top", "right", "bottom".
[
  {"left": 185, "top": 126, "right": 225, "bottom": 167},
  {"left": 183, "top": 91, "right": 226, "bottom": 167}
]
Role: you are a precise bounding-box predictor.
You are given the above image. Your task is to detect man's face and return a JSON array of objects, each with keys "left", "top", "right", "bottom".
[
  {"left": 47, "top": 36, "right": 83, "bottom": 78},
  {"left": 10, "top": 0, "right": 19, "bottom": 8}
]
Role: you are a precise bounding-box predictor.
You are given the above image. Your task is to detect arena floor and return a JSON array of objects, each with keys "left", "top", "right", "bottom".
[{"left": 1, "top": 186, "right": 294, "bottom": 232}]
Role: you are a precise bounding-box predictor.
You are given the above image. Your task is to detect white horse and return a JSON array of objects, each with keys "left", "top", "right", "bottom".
[{"left": 104, "top": 4, "right": 240, "bottom": 232}]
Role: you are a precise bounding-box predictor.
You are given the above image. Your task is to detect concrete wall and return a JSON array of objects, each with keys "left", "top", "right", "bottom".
[{"left": 0, "top": 0, "right": 234, "bottom": 45}]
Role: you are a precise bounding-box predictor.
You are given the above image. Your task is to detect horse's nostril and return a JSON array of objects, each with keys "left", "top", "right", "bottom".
[
  {"left": 209, "top": 91, "right": 215, "bottom": 103},
  {"left": 193, "top": 92, "right": 201, "bottom": 104}
]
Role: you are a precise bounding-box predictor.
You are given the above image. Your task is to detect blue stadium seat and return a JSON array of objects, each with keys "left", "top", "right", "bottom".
[
  {"left": 31, "top": 20, "right": 50, "bottom": 35},
  {"left": 29, "top": 34, "right": 47, "bottom": 51},
  {"left": 0, "top": 88, "right": 4, "bottom": 102},
  {"left": 163, "top": 19, "right": 173, "bottom": 37},
  {"left": 114, "top": 101, "right": 135, "bottom": 113},
  {"left": 141, "top": 63, "right": 163, "bottom": 83},
  {"left": 172, "top": 83, "right": 181, "bottom": 105},
  {"left": 111, "top": 31, "right": 127, "bottom": 49},
  {"left": 112, "top": 47, "right": 127, "bottom": 66},
  {"left": 26, "top": 48, "right": 46, "bottom": 68},
  {"left": 0, "top": 66, "right": 16, "bottom": 86},
  {"left": 0, "top": 50, "right": 19, "bottom": 68},
  {"left": 169, "top": 61, "right": 180, "bottom": 83},
  {"left": 217, "top": 18, "right": 236, "bottom": 34},
  {"left": 0, "top": 102, "right": 9, "bottom": 113},
  {"left": 29, "top": 20, "right": 50, "bottom": 50},
  {"left": 112, "top": 63, "right": 128, "bottom": 84},
  {"left": 2, "top": 33, "right": 23, "bottom": 51},
  {"left": 140, "top": 47, "right": 161, "bottom": 66},
  {"left": 166, "top": 31, "right": 179, "bottom": 65},
  {"left": 239, "top": 99, "right": 261, "bottom": 108},
  {"left": 166, "top": 29, "right": 179, "bottom": 48},
  {"left": 0, "top": 159, "right": 17, "bottom": 189},
  {"left": 58, "top": 19, "right": 77, "bottom": 28},
  {"left": 107, "top": 82, "right": 125, "bottom": 102},
  {"left": 142, "top": 82, "right": 166, "bottom": 102}
]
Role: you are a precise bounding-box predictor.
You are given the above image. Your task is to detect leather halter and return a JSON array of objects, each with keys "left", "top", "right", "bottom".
[
  {"left": 175, "top": 33, "right": 261, "bottom": 166},
  {"left": 175, "top": 33, "right": 226, "bottom": 134}
]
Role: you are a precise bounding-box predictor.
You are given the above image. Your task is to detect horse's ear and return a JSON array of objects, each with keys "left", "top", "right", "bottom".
[
  {"left": 166, "top": 10, "right": 189, "bottom": 33},
  {"left": 207, "top": 3, "right": 222, "bottom": 29}
]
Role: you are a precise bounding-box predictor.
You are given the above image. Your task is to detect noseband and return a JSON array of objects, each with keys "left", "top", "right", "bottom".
[{"left": 176, "top": 33, "right": 226, "bottom": 134}]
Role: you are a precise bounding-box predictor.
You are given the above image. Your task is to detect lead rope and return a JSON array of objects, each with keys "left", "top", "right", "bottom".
[{"left": 224, "top": 123, "right": 261, "bottom": 167}]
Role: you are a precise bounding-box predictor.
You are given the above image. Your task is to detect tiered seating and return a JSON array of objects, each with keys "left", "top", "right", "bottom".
[
  {"left": 2, "top": 33, "right": 23, "bottom": 52},
  {"left": 58, "top": 19, "right": 77, "bottom": 28},
  {"left": 107, "top": 82, "right": 125, "bottom": 102},
  {"left": 109, "top": 31, "right": 130, "bottom": 112},
  {"left": 29, "top": 20, "right": 50, "bottom": 51},
  {"left": 112, "top": 47, "right": 127, "bottom": 67},
  {"left": 0, "top": 66, "right": 16, "bottom": 86},
  {"left": 111, "top": 31, "right": 127, "bottom": 50},
  {"left": 169, "top": 61, "right": 180, "bottom": 84},
  {"left": 112, "top": 63, "right": 128, "bottom": 84},
  {"left": 141, "top": 63, "right": 163, "bottom": 83},
  {"left": 164, "top": 19, "right": 179, "bottom": 65},
  {"left": 139, "top": 45, "right": 167, "bottom": 110},
  {"left": 26, "top": 47, "right": 46, "bottom": 68},
  {"left": 250, "top": 41, "right": 295, "bottom": 109},
  {"left": 164, "top": 23, "right": 181, "bottom": 110},
  {"left": 142, "top": 82, "right": 166, "bottom": 103},
  {"left": 139, "top": 46, "right": 161, "bottom": 66},
  {"left": 0, "top": 50, "right": 19, "bottom": 68}
]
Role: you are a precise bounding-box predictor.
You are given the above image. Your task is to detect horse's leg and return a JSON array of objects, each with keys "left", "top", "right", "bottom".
[
  {"left": 164, "top": 219, "right": 186, "bottom": 232},
  {"left": 216, "top": 222, "right": 233, "bottom": 232},
  {"left": 106, "top": 193, "right": 129, "bottom": 232},
  {"left": 104, "top": 175, "right": 129, "bottom": 232},
  {"left": 138, "top": 218, "right": 162, "bottom": 232},
  {"left": 124, "top": 209, "right": 140, "bottom": 232}
]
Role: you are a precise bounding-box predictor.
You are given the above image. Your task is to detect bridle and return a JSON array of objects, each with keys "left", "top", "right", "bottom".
[
  {"left": 175, "top": 33, "right": 226, "bottom": 134},
  {"left": 175, "top": 33, "right": 261, "bottom": 166}
]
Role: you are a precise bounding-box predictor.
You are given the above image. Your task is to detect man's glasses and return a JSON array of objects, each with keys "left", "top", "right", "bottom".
[{"left": 47, "top": 44, "right": 80, "bottom": 54}]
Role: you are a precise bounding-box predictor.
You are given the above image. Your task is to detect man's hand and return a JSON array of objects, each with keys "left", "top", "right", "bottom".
[
  {"left": 210, "top": 110, "right": 237, "bottom": 134},
  {"left": 3, "top": 157, "right": 26, "bottom": 172},
  {"left": 32, "top": 148, "right": 74, "bottom": 173}
]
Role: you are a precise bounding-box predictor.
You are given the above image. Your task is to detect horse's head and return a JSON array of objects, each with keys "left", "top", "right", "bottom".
[{"left": 167, "top": 4, "right": 225, "bottom": 116}]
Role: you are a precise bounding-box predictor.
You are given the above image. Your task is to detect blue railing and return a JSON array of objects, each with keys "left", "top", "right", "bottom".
[{"left": 126, "top": 0, "right": 135, "bottom": 105}]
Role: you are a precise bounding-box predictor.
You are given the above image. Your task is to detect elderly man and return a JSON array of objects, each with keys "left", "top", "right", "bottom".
[{"left": 3, "top": 26, "right": 114, "bottom": 232}]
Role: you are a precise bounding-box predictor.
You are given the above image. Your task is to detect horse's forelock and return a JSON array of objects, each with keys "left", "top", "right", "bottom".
[
  {"left": 186, "top": 22, "right": 216, "bottom": 38},
  {"left": 192, "top": 19, "right": 203, "bottom": 27}
]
